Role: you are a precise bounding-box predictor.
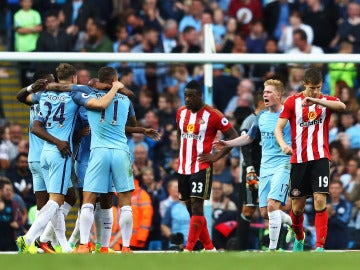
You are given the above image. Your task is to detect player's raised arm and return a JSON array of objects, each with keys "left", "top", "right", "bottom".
[
  {"left": 16, "top": 79, "right": 48, "bottom": 105},
  {"left": 85, "top": 81, "right": 124, "bottom": 110}
]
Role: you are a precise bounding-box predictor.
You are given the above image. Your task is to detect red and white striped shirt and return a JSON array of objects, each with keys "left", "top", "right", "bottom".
[
  {"left": 176, "top": 105, "right": 232, "bottom": 175},
  {"left": 280, "top": 93, "right": 339, "bottom": 164}
]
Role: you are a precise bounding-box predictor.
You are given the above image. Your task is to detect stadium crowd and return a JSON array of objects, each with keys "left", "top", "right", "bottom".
[{"left": 1, "top": 0, "right": 360, "bottom": 252}]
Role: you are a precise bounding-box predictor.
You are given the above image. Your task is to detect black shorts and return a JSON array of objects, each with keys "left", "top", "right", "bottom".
[
  {"left": 178, "top": 166, "right": 213, "bottom": 201},
  {"left": 290, "top": 158, "right": 330, "bottom": 198}
]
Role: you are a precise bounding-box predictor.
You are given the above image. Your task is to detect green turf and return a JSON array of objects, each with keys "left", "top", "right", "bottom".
[{"left": 1, "top": 252, "right": 360, "bottom": 270}]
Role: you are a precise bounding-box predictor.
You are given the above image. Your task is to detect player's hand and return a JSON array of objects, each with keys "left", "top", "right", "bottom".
[
  {"left": 246, "top": 166, "right": 258, "bottom": 189},
  {"left": 213, "top": 140, "right": 228, "bottom": 151},
  {"left": 281, "top": 144, "right": 293, "bottom": 155},
  {"left": 112, "top": 81, "right": 124, "bottom": 91},
  {"left": 55, "top": 140, "right": 72, "bottom": 158},
  {"left": 144, "top": 128, "right": 161, "bottom": 141},
  {"left": 198, "top": 152, "right": 218, "bottom": 163},
  {"left": 31, "top": 79, "right": 48, "bottom": 92},
  {"left": 302, "top": 97, "right": 316, "bottom": 107}
]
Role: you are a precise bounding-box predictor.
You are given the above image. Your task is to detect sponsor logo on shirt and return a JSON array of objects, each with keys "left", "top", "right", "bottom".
[
  {"left": 299, "top": 118, "right": 323, "bottom": 127},
  {"left": 186, "top": 123, "right": 195, "bottom": 133}
]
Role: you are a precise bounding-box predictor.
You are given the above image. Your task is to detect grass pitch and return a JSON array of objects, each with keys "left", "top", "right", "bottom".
[{"left": 1, "top": 251, "right": 360, "bottom": 270}]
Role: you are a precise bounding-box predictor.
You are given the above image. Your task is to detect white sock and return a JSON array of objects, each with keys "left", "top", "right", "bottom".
[
  {"left": 119, "top": 206, "right": 133, "bottom": 247},
  {"left": 79, "top": 203, "right": 94, "bottom": 245},
  {"left": 51, "top": 208, "right": 72, "bottom": 252},
  {"left": 280, "top": 211, "right": 292, "bottom": 226},
  {"left": 40, "top": 222, "right": 54, "bottom": 242},
  {"left": 25, "top": 200, "right": 58, "bottom": 245},
  {"left": 100, "top": 208, "right": 113, "bottom": 248},
  {"left": 268, "top": 210, "right": 282, "bottom": 250},
  {"left": 61, "top": 202, "right": 72, "bottom": 217},
  {"left": 68, "top": 210, "right": 80, "bottom": 247},
  {"left": 94, "top": 202, "right": 101, "bottom": 244}
]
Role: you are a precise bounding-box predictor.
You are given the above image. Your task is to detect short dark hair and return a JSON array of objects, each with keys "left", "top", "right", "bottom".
[
  {"left": 56, "top": 63, "right": 77, "bottom": 81},
  {"left": 293, "top": 29, "right": 307, "bottom": 41},
  {"left": 98, "top": 67, "right": 117, "bottom": 84},
  {"left": 32, "top": 69, "right": 53, "bottom": 82},
  {"left": 185, "top": 80, "right": 202, "bottom": 94},
  {"left": 304, "top": 67, "right": 323, "bottom": 85}
]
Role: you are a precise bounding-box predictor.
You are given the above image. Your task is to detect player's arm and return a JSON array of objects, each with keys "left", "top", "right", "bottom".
[
  {"left": 303, "top": 97, "right": 346, "bottom": 112},
  {"left": 275, "top": 117, "right": 292, "bottom": 155},
  {"left": 16, "top": 79, "right": 48, "bottom": 105},
  {"left": 213, "top": 132, "right": 253, "bottom": 150},
  {"left": 31, "top": 120, "right": 72, "bottom": 158},
  {"left": 85, "top": 81, "right": 124, "bottom": 110},
  {"left": 88, "top": 79, "right": 135, "bottom": 99},
  {"left": 199, "top": 126, "right": 238, "bottom": 163}
]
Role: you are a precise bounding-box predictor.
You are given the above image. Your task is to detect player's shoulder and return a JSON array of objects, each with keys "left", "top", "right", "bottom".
[{"left": 204, "top": 105, "right": 225, "bottom": 118}]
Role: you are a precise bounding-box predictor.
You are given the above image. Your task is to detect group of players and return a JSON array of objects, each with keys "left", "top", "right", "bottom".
[{"left": 14, "top": 63, "right": 345, "bottom": 254}]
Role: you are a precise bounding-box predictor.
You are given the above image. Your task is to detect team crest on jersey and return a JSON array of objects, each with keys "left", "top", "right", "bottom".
[
  {"left": 308, "top": 111, "right": 317, "bottom": 121},
  {"left": 187, "top": 123, "right": 195, "bottom": 133},
  {"left": 221, "top": 117, "right": 229, "bottom": 126}
]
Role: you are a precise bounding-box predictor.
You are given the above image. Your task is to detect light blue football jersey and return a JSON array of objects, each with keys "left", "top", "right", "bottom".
[
  {"left": 36, "top": 91, "right": 81, "bottom": 152},
  {"left": 28, "top": 93, "right": 44, "bottom": 162},
  {"left": 71, "top": 86, "right": 131, "bottom": 151},
  {"left": 248, "top": 108, "right": 292, "bottom": 171}
]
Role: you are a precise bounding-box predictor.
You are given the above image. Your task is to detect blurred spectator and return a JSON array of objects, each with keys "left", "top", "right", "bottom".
[
  {"left": 301, "top": 0, "right": 338, "bottom": 52},
  {"left": 76, "top": 66, "right": 91, "bottom": 85},
  {"left": 17, "top": 139, "right": 29, "bottom": 156},
  {"left": 172, "top": 26, "right": 201, "bottom": 75},
  {"left": 228, "top": 0, "right": 263, "bottom": 36},
  {"left": 128, "top": 132, "right": 149, "bottom": 162},
  {"left": 112, "top": 24, "right": 129, "bottom": 52},
  {"left": 213, "top": 156, "right": 235, "bottom": 185},
  {"left": 140, "top": 166, "right": 167, "bottom": 250},
  {"left": 337, "top": 84, "right": 360, "bottom": 115},
  {"left": 340, "top": 157, "right": 360, "bottom": 201},
  {"left": 113, "top": 179, "right": 153, "bottom": 250},
  {"left": 349, "top": 170, "right": 360, "bottom": 249},
  {"left": 212, "top": 64, "right": 239, "bottom": 112},
  {"left": 178, "top": 0, "right": 204, "bottom": 33},
  {"left": 278, "top": 10, "right": 314, "bottom": 53},
  {"left": 327, "top": 41, "right": 357, "bottom": 96},
  {"left": 249, "top": 37, "right": 288, "bottom": 92},
  {"left": 61, "top": 0, "right": 100, "bottom": 38},
  {"left": 325, "top": 179, "right": 352, "bottom": 250},
  {"left": 81, "top": 17, "right": 113, "bottom": 76},
  {"left": 124, "top": 9, "right": 144, "bottom": 47},
  {"left": 159, "top": 19, "right": 178, "bottom": 53},
  {"left": 224, "top": 78, "right": 254, "bottom": 116},
  {"left": 36, "top": 9, "right": 74, "bottom": 73},
  {"left": 134, "top": 89, "right": 155, "bottom": 122},
  {"left": 286, "top": 28, "right": 324, "bottom": 56},
  {"left": 212, "top": 180, "right": 237, "bottom": 211},
  {"left": 14, "top": 0, "right": 42, "bottom": 86},
  {"left": 0, "top": 123, "right": 23, "bottom": 172},
  {"left": 330, "top": 140, "right": 349, "bottom": 181},
  {"left": 212, "top": 8, "right": 226, "bottom": 51},
  {"left": 161, "top": 200, "right": 189, "bottom": 250},
  {"left": 330, "top": 1, "right": 360, "bottom": 53},
  {"left": 13, "top": 0, "right": 42, "bottom": 52},
  {"left": 344, "top": 109, "right": 360, "bottom": 150},
  {"left": 132, "top": 144, "right": 153, "bottom": 179},
  {"left": 246, "top": 19, "right": 267, "bottom": 53},
  {"left": 6, "top": 152, "right": 34, "bottom": 210},
  {"left": 159, "top": 179, "right": 179, "bottom": 218},
  {"left": 119, "top": 67, "right": 141, "bottom": 104},
  {"left": 140, "top": 0, "right": 164, "bottom": 32},
  {"left": 220, "top": 17, "right": 237, "bottom": 53},
  {"left": 158, "top": 0, "right": 185, "bottom": 22},
  {"left": 0, "top": 177, "right": 23, "bottom": 251},
  {"left": 263, "top": 0, "right": 297, "bottom": 40},
  {"left": 157, "top": 92, "right": 176, "bottom": 132},
  {"left": 329, "top": 113, "right": 340, "bottom": 144},
  {"left": 286, "top": 66, "right": 304, "bottom": 94}
]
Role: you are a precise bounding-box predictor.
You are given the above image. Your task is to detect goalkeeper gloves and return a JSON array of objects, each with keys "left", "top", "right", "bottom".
[{"left": 246, "top": 166, "right": 259, "bottom": 189}]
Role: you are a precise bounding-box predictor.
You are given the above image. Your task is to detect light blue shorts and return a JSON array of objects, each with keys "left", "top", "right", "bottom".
[
  {"left": 258, "top": 164, "right": 290, "bottom": 208},
  {"left": 28, "top": 161, "right": 46, "bottom": 192},
  {"left": 40, "top": 150, "right": 73, "bottom": 195},
  {"left": 74, "top": 160, "right": 87, "bottom": 188},
  {"left": 83, "top": 148, "right": 134, "bottom": 194}
]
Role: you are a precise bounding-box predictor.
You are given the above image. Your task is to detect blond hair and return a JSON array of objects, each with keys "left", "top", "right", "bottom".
[{"left": 264, "top": 79, "right": 285, "bottom": 96}]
